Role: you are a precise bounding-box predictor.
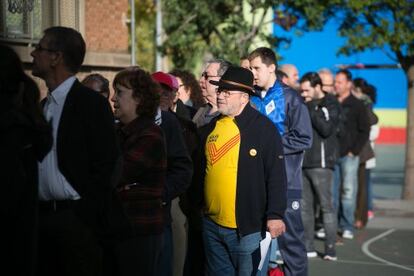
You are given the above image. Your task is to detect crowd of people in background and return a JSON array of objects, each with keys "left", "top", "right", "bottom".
[{"left": 2, "top": 26, "right": 379, "bottom": 276}]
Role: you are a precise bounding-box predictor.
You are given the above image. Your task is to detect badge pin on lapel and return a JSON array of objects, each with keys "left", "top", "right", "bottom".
[{"left": 249, "top": 149, "right": 257, "bottom": 156}]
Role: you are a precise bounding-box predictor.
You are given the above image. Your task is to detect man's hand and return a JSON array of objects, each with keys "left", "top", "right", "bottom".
[{"left": 267, "top": 219, "right": 286, "bottom": 238}]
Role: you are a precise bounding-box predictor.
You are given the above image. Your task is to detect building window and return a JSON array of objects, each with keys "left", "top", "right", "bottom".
[
  {"left": 0, "top": 0, "right": 57, "bottom": 42},
  {"left": 0, "top": 0, "right": 83, "bottom": 43}
]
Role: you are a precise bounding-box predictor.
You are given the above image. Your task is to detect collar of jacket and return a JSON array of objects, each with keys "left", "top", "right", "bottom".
[
  {"left": 120, "top": 116, "right": 155, "bottom": 138},
  {"left": 211, "top": 102, "right": 256, "bottom": 130}
]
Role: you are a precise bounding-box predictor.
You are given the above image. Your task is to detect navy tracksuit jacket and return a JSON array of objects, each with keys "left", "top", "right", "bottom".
[{"left": 251, "top": 80, "right": 312, "bottom": 276}]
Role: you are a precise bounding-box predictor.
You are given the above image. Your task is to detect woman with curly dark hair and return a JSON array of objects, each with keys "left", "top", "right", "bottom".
[
  {"left": 111, "top": 67, "right": 167, "bottom": 276},
  {"left": 170, "top": 69, "right": 205, "bottom": 109}
]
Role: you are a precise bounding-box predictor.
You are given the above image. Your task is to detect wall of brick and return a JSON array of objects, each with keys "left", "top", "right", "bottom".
[
  {"left": 85, "top": 0, "right": 129, "bottom": 52},
  {"left": 20, "top": 0, "right": 131, "bottom": 102}
]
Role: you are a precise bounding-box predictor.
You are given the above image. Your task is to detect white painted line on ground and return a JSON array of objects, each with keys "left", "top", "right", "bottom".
[{"left": 362, "top": 229, "right": 414, "bottom": 272}]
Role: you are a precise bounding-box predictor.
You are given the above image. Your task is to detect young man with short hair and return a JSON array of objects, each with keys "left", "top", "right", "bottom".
[{"left": 248, "top": 47, "right": 312, "bottom": 276}]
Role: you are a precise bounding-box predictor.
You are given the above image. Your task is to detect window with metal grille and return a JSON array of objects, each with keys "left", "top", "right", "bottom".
[
  {"left": 0, "top": 0, "right": 56, "bottom": 42},
  {"left": 0, "top": 0, "right": 82, "bottom": 43}
]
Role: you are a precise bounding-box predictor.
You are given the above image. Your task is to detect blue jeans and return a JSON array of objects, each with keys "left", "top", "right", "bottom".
[
  {"left": 159, "top": 225, "right": 173, "bottom": 276},
  {"left": 337, "top": 155, "right": 360, "bottom": 232},
  {"left": 202, "top": 217, "right": 262, "bottom": 276},
  {"left": 366, "top": 169, "right": 373, "bottom": 211}
]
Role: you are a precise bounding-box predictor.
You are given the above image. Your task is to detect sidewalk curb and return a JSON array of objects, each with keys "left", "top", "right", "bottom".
[{"left": 367, "top": 199, "right": 414, "bottom": 230}]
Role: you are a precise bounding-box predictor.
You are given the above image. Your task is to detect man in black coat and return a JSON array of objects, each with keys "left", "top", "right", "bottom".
[
  {"left": 333, "top": 69, "right": 370, "bottom": 240},
  {"left": 31, "top": 26, "right": 120, "bottom": 276},
  {"left": 197, "top": 66, "right": 287, "bottom": 275},
  {"left": 299, "top": 72, "right": 342, "bottom": 261}
]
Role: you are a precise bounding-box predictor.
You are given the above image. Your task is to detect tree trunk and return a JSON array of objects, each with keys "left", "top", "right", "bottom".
[{"left": 403, "top": 64, "right": 414, "bottom": 199}]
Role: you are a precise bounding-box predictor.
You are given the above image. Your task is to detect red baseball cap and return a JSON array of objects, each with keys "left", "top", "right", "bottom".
[{"left": 151, "top": 71, "right": 179, "bottom": 90}]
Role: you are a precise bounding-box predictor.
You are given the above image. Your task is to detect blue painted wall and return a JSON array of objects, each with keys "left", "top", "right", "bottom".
[{"left": 273, "top": 20, "right": 407, "bottom": 109}]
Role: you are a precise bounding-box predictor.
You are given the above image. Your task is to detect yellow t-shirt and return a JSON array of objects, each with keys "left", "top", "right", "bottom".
[{"left": 204, "top": 116, "right": 240, "bottom": 228}]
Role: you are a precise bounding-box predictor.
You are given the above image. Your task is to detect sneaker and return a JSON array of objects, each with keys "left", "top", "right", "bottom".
[
  {"left": 307, "top": 251, "right": 318, "bottom": 258},
  {"left": 342, "top": 230, "right": 354, "bottom": 239},
  {"left": 316, "top": 228, "right": 326, "bottom": 239},
  {"left": 323, "top": 255, "right": 338, "bottom": 261},
  {"left": 368, "top": 210, "right": 374, "bottom": 220}
]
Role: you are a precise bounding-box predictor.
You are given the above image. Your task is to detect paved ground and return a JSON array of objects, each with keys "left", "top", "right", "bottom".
[{"left": 309, "top": 145, "right": 414, "bottom": 275}]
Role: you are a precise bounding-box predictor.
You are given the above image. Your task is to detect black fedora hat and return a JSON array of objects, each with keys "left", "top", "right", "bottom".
[{"left": 209, "top": 66, "right": 255, "bottom": 95}]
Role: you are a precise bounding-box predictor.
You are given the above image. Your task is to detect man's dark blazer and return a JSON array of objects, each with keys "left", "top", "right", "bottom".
[{"left": 53, "top": 79, "right": 122, "bottom": 235}]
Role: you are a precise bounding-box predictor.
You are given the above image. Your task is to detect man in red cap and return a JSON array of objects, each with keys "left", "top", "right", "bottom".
[{"left": 151, "top": 71, "right": 194, "bottom": 276}]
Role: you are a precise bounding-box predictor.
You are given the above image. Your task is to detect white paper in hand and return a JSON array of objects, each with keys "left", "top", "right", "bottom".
[{"left": 258, "top": 231, "right": 272, "bottom": 270}]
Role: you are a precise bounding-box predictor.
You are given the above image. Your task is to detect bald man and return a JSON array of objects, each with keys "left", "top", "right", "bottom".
[
  {"left": 318, "top": 68, "right": 335, "bottom": 95},
  {"left": 280, "top": 64, "right": 299, "bottom": 89},
  {"left": 240, "top": 56, "right": 250, "bottom": 69}
]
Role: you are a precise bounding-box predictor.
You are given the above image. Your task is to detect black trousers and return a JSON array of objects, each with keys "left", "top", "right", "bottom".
[
  {"left": 114, "top": 233, "right": 164, "bottom": 276},
  {"left": 37, "top": 208, "right": 103, "bottom": 276}
]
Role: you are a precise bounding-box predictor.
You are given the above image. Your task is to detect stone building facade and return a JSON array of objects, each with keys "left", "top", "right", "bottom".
[{"left": 1, "top": 0, "right": 131, "bottom": 99}]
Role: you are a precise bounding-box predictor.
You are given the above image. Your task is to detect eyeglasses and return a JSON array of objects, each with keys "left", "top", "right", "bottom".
[
  {"left": 33, "top": 43, "right": 58, "bottom": 52},
  {"left": 216, "top": 89, "right": 245, "bottom": 98},
  {"left": 201, "top": 71, "right": 219, "bottom": 80}
]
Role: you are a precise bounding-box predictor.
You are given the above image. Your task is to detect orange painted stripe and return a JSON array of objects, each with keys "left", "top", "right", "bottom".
[
  {"left": 209, "top": 134, "right": 240, "bottom": 156},
  {"left": 209, "top": 139, "right": 240, "bottom": 164},
  {"left": 208, "top": 134, "right": 240, "bottom": 155},
  {"left": 377, "top": 127, "right": 406, "bottom": 144},
  {"left": 208, "top": 134, "right": 241, "bottom": 164},
  {"left": 210, "top": 141, "right": 239, "bottom": 164}
]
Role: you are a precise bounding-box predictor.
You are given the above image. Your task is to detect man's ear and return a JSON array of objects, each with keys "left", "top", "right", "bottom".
[
  {"left": 51, "top": 51, "right": 63, "bottom": 67},
  {"left": 316, "top": 83, "right": 322, "bottom": 91},
  {"left": 241, "top": 93, "right": 250, "bottom": 104},
  {"left": 269, "top": 64, "right": 276, "bottom": 74}
]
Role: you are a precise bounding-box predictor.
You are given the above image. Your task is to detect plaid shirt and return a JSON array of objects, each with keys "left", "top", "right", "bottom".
[{"left": 117, "top": 117, "right": 167, "bottom": 235}]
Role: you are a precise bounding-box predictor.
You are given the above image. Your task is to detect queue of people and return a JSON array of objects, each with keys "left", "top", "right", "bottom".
[{"left": 3, "top": 26, "right": 379, "bottom": 276}]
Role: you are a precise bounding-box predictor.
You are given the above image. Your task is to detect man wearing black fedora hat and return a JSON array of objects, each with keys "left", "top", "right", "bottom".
[{"left": 195, "top": 66, "right": 287, "bottom": 275}]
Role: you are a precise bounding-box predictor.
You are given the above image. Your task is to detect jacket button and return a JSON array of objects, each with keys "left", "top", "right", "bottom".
[{"left": 249, "top": 149, "right": 257, "bottom": 156}]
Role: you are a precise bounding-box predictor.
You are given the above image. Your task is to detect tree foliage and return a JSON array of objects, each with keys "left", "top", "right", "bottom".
[
  {"left": 133, "top": 0, "right": 156, "bottom": 71},
  {"left": 162, "top": 0, "right": 279, "bottom": 69},
  {"left": 161, "top": 0, "right": 414, "bottom": 198},
  {"left": 162, "top": 0, "right": 414, "bottom": 72},
  {"left": 276, "top": 0, "right": 414, "bottom": 72}
]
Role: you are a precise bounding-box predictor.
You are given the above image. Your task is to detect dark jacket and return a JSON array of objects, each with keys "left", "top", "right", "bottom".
[
  {"left": 175, "top": 99, "right": 197, "bottom": 120},
  {"left": 338, "top": 94, "right": 370, "bottom": 157},
  {"left": 251, "top": 80, "right": 312, "bottom": 196},
  {"left": 198, "top": 104, "right": 287, "bottom": 236},
  {"left": 303, "top": 94, "right": 342, "bottom": 169},
  {"left": 54, "top": 80, "right": 121, "bottom": 235},
  {"left": 1, "top": 110, "right": 52, "bottom": 276},
  {"left": 160, "top": 111, "right": 193, "bottom": 202},
  {"left": 159, "top": 111, "right": 193, "bottom": 226},
  {"left": 118, "top": 116, "right": 167, "bottom": 235}
]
